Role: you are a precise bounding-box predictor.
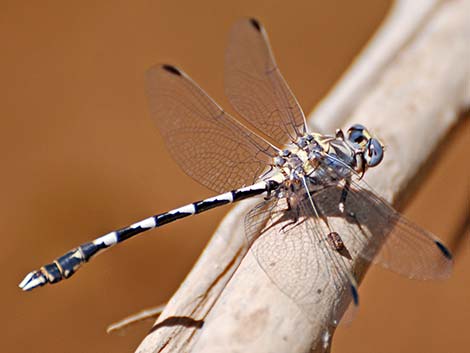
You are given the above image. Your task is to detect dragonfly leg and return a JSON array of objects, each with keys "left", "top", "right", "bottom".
[
  {"left": 338, "top": 179, "right": 351, "bottom": 214},
  {"left": 280, "top": 197, "right": 300, "bottom": 232}
]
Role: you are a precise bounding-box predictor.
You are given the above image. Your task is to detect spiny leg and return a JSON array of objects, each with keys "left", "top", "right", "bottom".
[
  {"left": 338, "top": 179, "right": 351, "bottom": 214},
  {"left": 280, "top": 197, "right": 300, "bottom": 232}
]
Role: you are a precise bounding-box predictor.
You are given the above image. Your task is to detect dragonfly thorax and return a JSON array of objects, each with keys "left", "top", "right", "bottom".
[
  {"left": 273, "top": 138, "right": 322, "bottom": 183},
  {"left": 272, "top": 125, "right": 385, "bottom": 190}
]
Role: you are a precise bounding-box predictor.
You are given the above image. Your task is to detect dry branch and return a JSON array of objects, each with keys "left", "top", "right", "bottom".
[
  {"left": 311, "top": 0, "right": 441, "bottom": 134},
  {"left": 136, "top": 1, "right": 470, "bottom": 352}
]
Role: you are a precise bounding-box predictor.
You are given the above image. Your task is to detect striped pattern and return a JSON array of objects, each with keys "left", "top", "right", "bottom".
[{"left": 19, "top": 180, "right": 278, "bottom": 291}]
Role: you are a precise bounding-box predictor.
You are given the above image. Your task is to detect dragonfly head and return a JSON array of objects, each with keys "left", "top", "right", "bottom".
[{"left": 347, "top": 124, "right": 384, "bottom": 168}]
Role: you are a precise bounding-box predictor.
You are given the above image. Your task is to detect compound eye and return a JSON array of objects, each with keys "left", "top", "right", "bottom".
[
  {"left": 347, "top": 124, "right": 368, "bottom": 147},
  {"left": 365, "top": 138, "right": 384, "bottom": 167}
]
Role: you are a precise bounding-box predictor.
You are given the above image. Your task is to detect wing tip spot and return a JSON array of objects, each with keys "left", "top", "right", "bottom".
[
  {"left": 351, "top": 284, "right": 359, "bottom": 306},
  {"left": 249, "top": 18, "right": 262, "bottom": 32},
  {"left": 434, "top": 240, "right": 453, "bottom": 260},
  {"left": 162, "top": 64, "right": 182, "bottom": 76}
]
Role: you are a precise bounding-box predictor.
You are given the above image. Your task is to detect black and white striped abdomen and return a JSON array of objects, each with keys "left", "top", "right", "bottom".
[{"left": 19, "top": 180, "right": 278, "bottom": 291}]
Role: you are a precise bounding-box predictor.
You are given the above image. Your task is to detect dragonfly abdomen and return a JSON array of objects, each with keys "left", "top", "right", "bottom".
[{"left": 19, "top": 180, "right": 279, "bottom": 291}]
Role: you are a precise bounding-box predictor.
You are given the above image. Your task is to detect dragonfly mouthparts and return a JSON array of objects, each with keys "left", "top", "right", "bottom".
[{"left": 19, "top": 270, "right": 48, "bottom": 291}]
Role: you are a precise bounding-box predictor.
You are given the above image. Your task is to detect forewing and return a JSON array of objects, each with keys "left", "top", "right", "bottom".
[
  {"left": 146, "top": 64, "right": 278, "bottom": 193},
  {"left": 225, "top": 18, "right": 307, "bottom": 146}
]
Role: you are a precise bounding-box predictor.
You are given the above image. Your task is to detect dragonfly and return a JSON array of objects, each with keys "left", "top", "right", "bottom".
[{"left": 20, "top": 18, "right": 452, "bottom": 322}]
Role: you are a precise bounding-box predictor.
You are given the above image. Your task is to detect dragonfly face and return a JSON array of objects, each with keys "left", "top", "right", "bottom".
[{"left": 346, "top": 124, "right": 385, "bottom": 169}]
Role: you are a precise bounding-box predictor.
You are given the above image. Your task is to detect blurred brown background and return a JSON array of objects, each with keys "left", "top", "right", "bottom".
[{"left": 1, "top": 1, "right": 468, "bottom": 352}]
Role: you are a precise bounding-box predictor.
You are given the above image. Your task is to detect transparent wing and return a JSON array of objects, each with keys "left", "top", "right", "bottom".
[
  {"left": 146, "top": 64, "right": 278, "bottom": 193},
  {"left": 342, "top": 180, "right": 452, "bottom": 279},
  {"left": 225, "top": 18, "right": 307, "bottom": 146},
  {"left": 312, "top": 156, "right": 453, "bottom": 280},
  {"left": 245, "top": 193, "right": 358, "bottom": 325}
]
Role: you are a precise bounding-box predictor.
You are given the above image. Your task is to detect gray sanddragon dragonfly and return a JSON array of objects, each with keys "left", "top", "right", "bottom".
[{"left": 20, "top": 18, "right": 452, "bottom": 322}]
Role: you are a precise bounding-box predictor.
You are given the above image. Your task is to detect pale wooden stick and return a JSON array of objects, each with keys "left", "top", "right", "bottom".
[
  {"left": 311, "top": 0, "right": 441, "bottom": 134},
  {"left": 136, "top": 1, "right": 470, "bottom": 352}
]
